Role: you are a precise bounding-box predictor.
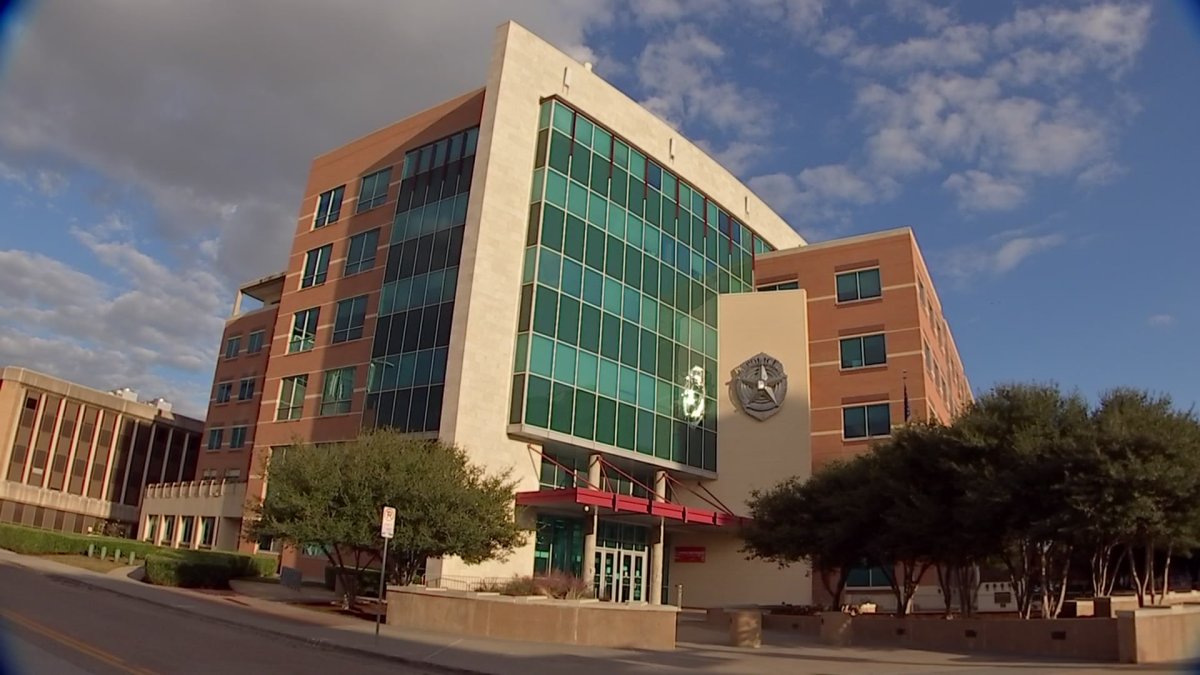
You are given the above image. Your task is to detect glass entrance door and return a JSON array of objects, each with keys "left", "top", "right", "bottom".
[{"left": 594, "top": 547, "right": 646, "bottom": 603}]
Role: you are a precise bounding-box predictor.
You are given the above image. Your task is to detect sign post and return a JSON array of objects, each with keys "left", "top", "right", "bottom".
[{"left": 376, "top": 506, "right": 396, "bottom": 638}]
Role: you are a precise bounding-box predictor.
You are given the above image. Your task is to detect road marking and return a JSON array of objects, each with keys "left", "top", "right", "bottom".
[{"left": 0, "top": 609, "right": 158, "bottom": 675}]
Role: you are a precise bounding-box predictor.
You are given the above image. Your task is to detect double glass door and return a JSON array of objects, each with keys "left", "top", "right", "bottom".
[{"left": 594, "top": 547, "right": 645, "bottom": 603}]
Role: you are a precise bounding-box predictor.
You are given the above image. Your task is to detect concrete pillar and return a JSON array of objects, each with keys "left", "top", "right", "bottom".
[
  {"left": 649, "top": 470, "right": 668, "bottom": 605},
  {"left": 232, "top": 291, "right": 243, "bottom": 317},
  {"left": 582, "top": 454, "right": 602, "bottom": 588}
]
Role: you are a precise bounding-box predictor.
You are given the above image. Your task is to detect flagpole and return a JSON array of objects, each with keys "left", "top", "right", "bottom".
[{"left": 902, "top": 370, "right": 910, "bottom": 423}]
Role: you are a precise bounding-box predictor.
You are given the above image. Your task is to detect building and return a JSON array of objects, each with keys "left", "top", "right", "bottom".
[
  {"left": 144, "top": 21, "right": 970, "bottom": 607},
  {"left": 0, "top": 367, "right": 203, "bottom": 536}
]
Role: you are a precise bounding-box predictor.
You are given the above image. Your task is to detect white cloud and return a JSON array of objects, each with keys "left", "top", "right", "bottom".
[
  {"left": 943, "top": 170, "right": 1026, "bottom": 212},
  {"left": 993, "top": 3, "right": 1152, "bottom": 74},
  {"left": 748, "top": 163, "right": 894, "bottom": 238},
  {"left": 1077, "top": 159, "right": 1126, "bottom": 187},
  {"left": 845, "top": 23, "right": 990, "bottom": 71},
  {"left": 942, "top": 230, "right": 1066, "bottom": 283},
  {"left": 1147, "top": 314, "right": 1175, "bottom": 328}
]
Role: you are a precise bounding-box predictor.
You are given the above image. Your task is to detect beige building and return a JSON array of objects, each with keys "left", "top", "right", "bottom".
[
  {"left": 0, "top": 367, "right": 203, "bottom": 536},
  {"left": 144, "top": 20, "right": 969, "bottom": 607}
]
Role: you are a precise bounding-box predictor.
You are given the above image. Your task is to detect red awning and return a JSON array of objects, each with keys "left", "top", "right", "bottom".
[{"left": 516, "top": 487, "right": 746, "bottom": 528}]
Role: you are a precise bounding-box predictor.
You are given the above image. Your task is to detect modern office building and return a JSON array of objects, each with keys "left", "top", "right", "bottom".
[
  {"left": 143, "top": 21, "right": 969, "bottom": 607},
  {"left": 0, "top": 367, "right": 203, "bottom": 536}
]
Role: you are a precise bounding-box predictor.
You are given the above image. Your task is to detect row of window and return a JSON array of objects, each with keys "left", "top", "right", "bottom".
[
  {"left": 224, "top": 330, "right": 266, "bottom": 360},
  {"left": 287, "top": 295, "right": 368, "bottom": 354},
  {"left": 206, "top": 425, "right": 248, "bottom": 450},
  {"left": 276, "top": 366, "right": 356, "bottom": 421},
  {"left": 143, "top": 514, "right": 218, "bottom": 548},
  {"left": 213, "top": 377, "right": 256, "bottom": 404},
  {"left": 311, "top": 126, "right": 479, "bottom": 232},
  {"left": 300, "top": 229, "right": 380, "bottom": 290}
]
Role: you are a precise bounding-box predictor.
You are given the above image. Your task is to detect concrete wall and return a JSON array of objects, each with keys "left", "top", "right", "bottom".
[
  {"left": 386, "top": 586, "right": 678, "bottom": 650},
  {"left": 849, "top": 615, "right": 1121, "bottom": 662},
  {"left": 0, "top": 476, "right": 137, "bottom": 523},
  {"left": 1117, "top": 605, "right": 1200, "bottom": 663},
  {"left": 665, "top": 290, "right": 813, "bottom": 608}
]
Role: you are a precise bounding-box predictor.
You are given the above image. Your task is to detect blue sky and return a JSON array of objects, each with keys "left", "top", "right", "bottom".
[{"left": 0, "top": 0, "right": 1196, "bottom": 417}]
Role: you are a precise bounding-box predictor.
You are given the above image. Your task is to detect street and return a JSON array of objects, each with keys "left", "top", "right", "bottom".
[{"left": 0, "top": 562, "right": 432, "bottom": 675}]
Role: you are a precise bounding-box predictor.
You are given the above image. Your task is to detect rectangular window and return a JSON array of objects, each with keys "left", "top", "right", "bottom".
[
  {"left": 320, "top": 367, "right": 355, "bottom": 416},
  {"left": 162, "top": 516, "right": 176, "bottom": 544},
  {"left": 224, "top": 468, "right": 241, "bottom": 480},
  {"left": 247, "top": 330, "right": 266, "bottom": 354},
  {"left": 206, "top": 428, "right": 223, "bottom": 450},
  {"left": 356, "top": 168, "right": 392, "bottom": 212},
  {"left": 846, "top": 564, "right": 891, "bottom": 588},
  {"left": 840, "top": 334, "right": 887, "bottom": 369},
  {"left": 238, "top": 377, "right": 256, "bottom": 401},
  {"left": 344, "top": 229, "right": 380, "bottom": 275},
  {"left": 843, "top": 403, "right": 892, "bottom": 439},
  {"left": 215, "top": 382, "right": 233, "bottom": 403},
  {"left": 199, "top": 517, "right": 216, "bottom": 548},
  {"left": 277, "top": 375, "right": 308, "bottom": 421},
  {"left": 180, "top": 516, "right": 195, "bottom": 546},
  {"left": 759, "top": 280, "right": 799, "bottom": 292},
  {"left": 201, "top": 468, "right": 217, "bottom": 480},
  {"left": 144, "top": 515, "right": 158, "bottom": 542},
  {"left": 230, "top": 426, "right": 248, "bottom": 449},
  {"left": 289, "top": 308, "right": 319, "bottom": 353},
  {"left": 313, "top": 185, "right": 345, "bottom": 228},
  {"left": 835, "top": 268, "right": 882, "bottom": 303},
  {"left": 301, "top": 244, "right": 332, "bottom": 288},
  {"left": 224, "top": 335, "right": 241, "bottom": 359},
  {"left": 332, "top": 295, "right": 368, "bottom": 344}
]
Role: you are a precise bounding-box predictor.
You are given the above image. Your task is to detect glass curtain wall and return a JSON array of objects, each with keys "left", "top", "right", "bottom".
[{"left": 510, "top": 99, "right": 772, "bottom": 472}]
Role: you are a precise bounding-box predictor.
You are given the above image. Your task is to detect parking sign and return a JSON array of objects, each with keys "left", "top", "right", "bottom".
[{"left": 381, "top": 506, "right": 396, "bottom": 539}]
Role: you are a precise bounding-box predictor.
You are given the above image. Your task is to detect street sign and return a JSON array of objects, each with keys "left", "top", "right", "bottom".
[{"left": 381, "top": 506, "right": 396, "bottom": 539}]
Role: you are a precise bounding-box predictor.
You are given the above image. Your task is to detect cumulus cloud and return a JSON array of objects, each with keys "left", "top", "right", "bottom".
[
  {"left": 942, "top": 229, "right": 1067, "bottom": 283},
  {"left": 748, "top": 164, "right": 895, "bottom": 238},
  {"left": 943, "top": 170, "right": 1027, "bottom": 212},
  {"left": 1147, "top": 314, "right": 1175, "bottom": 328}
]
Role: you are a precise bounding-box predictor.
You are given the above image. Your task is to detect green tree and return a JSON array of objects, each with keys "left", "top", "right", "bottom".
[
  {"left": 1090, "top": 388, "right": 1200, "bottom": 606},
  {"left": 953, "top": 383, "right": 1094, "bottom": 619},
  {"left": 247, "top": 431, "right": 526, "bottom": 608}
]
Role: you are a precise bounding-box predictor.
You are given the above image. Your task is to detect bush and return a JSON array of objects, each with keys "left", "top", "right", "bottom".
[
  {"left": 496, "top": 572, "right": 594, "bottom": 600},
  {"left": 144, "top": 550, "right": 277, "bottom": 589},
  {"left": 0, "top": 523, "right": 159, "bottom": 558}
]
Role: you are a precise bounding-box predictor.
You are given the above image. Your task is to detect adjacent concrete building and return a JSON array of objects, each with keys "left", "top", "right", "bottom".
[
  {"left": 143, "top": 20, "right": 970, "bottom": 607},
  {"left": 0, "top": 367, "right": 203, "bottom": 535}
]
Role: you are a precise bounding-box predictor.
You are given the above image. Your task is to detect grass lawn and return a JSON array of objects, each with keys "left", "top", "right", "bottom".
[{"left": 36, "top": 554, "right": 129, "bottom": 574}]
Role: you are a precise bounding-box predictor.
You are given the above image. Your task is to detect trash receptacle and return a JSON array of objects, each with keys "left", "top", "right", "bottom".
[{"left": 728, "top": 609, "right": 762, "bottom": 648}]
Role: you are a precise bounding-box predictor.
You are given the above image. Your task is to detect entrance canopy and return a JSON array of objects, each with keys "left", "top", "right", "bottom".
[{"left": 516, "top": 487, "right": 746, "bottom": 528}]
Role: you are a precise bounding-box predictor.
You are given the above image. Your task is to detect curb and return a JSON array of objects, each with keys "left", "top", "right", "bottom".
[{"left": 3, "top": 554, "right": 486, "bottom": 675}]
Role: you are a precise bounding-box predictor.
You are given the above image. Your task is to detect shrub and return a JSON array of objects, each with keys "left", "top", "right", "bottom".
[
  {"left": 497, "top": 572, "right": 594, "bottom": 600},
  {"left": 144, "top": 550, "right": 276, "bottom": 589},
  {"left": 0, "top": 523, "right": 159, "bottom": 558}
]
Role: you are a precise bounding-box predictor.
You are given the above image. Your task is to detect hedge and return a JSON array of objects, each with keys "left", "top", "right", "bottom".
[
  {"left": 0, "top": 522, "right": 276, "bottom": 588},
  {"left": 0, "top": 522, "right": 161, "bottom": 558},
  {"left": 144, "top": 550, "right": 278, "bottom": 589}
]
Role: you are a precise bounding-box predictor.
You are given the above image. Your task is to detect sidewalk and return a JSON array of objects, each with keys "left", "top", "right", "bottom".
[{"left": 0, "top": 549, "right": 1179, "bottom": 675}]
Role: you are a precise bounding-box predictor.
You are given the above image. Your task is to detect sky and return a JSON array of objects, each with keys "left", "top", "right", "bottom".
[{"left": 0, "top": 0, "right": 1197, "bottom": 418}]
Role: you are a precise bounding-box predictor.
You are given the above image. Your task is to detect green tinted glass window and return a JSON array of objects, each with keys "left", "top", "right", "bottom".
[
  {"left": 526, "top": 376, "right": 551, "bottom": 426},
  {"left": 533, "top": 286, "right": 557, "bottom": 336}
]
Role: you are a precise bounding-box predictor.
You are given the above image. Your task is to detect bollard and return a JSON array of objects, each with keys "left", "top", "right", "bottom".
[
  {"left": 115, "top": 548, "right": 121, "bottom": 562},
  {"left": 101, "top": 546, "right": 107, "bottom": 560},
  {"left": 87, "top": 544, "right": 95, "bottom": 558},
  {"left": 129, "top": 552, "right": 135, "bottom": 565},
  {"left": 675, "top": 584, "right": 684, "bottom": 608}
]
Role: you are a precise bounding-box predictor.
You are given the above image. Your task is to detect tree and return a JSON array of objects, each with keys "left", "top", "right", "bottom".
[
  {"left": 953, "top": 383, "right": 1094, "bottom": 619},
  {"left": 1090, "top": 389, "right": 1200, "bottom": 606},
  {"left": 247, "top": 431, "right": 527, "bottom": 608}
]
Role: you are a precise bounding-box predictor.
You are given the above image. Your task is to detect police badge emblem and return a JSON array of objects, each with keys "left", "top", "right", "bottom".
[{"left": 732, "top": 353, "right": 787, "bottom": 421}]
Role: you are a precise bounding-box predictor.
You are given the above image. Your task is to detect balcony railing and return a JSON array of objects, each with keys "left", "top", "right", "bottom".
[{"left": 143, "top": 479, "right": 245, "bottom": 500}]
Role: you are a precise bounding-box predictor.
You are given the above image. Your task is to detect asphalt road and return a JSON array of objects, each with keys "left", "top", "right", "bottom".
[{"left": 0, "top": 562, "right": 433, "bottom": 675}]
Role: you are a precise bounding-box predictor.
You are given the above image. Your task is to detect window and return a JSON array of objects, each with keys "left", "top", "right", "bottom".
[
  {"left": 180, "top": 516, "right": 195, "bottom": 547},
  {"left": 230, "top": 426, "right": 248, "bottom": 449},
  {"left": 224, "top": 468, "right": 241, "bottom": 480},
  {"left": 199, "top": 517, "right": 216, "bottom": 548},
  {"left": 344, "top": 229, "right": 380, "bottom": 275},
  {"left": 144, "top": 515, "right": 158, "bottom": 542},
  {"left": 301, "top": 244, "right": 332, "bottom": 288},
  {"left": 332, "top": 296, "right": 367, "bottom": 343},
  {"left": 843, "top": 403, "right": 892, "bottom": 439},
  {"left": 215, "top": 382, "right": 233, "bottom": 403},
  {"left": 759, "top": 280, "right": 799, "bottom": 292},
  {"left": 277, "top": 375, "right": 308, "bottom": 421},
  {"left": 840, "top": 334, "right": 887, "bottom": 369},
  {"left": 238, "top": 377, "right": 256, "bottom": 401},
  {"left": 356, "top": 168, "right": 391, "bottom": 212},
  {"left": 835, "top": 268, "right": 882, "bottom": 303},
  {"left": 201, "top": 468, "right": 218, "bottom": 480},
  {"left": 289, "top": 308, "right": 319, "bottom": 353},
  {"left": 224, "top": 335, "right": 241, "bottom": 359},
  {"left": 846, "top": 564, "right": 891, "bottom": 588},
  {"left": 320, "top": 367, "right": 354, "bottom": 416},
  {"left": 313, "top": 185, "right": 345, "bottom": 228},
  {"left": 206, "top": 428, "right": 223, "bottom": 450},
  {"left": 247, "top": 330, "right": 266, "bottom": 355},
  {"left": 162, "top": 516, "right": 176, "bottom": 544}
]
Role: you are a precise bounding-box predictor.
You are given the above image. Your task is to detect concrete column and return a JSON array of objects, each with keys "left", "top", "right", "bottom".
[
  {"left": 232, "top": 291, "right": 243, "bottom": 317},
  {"left": 649, "top": 470, "right": 668, "bottom": 605},
  {"left": 582, "top": 454, "right": 602, "bottom": 587}
]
